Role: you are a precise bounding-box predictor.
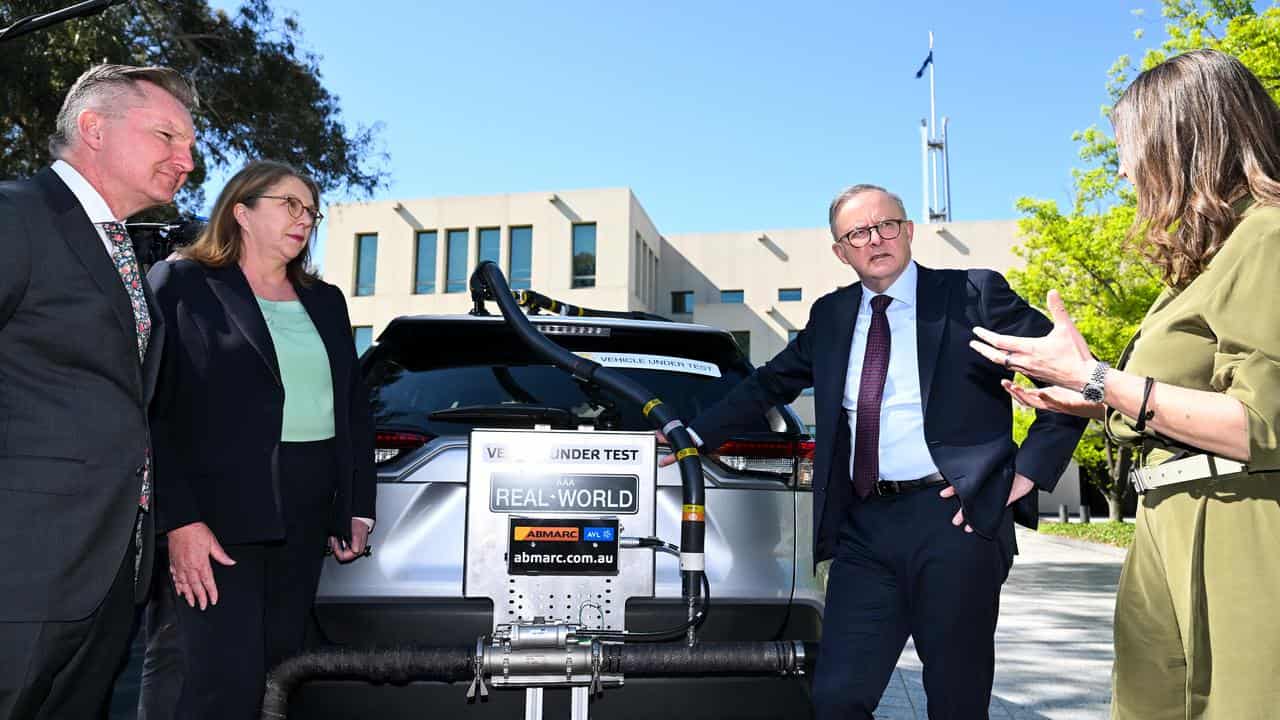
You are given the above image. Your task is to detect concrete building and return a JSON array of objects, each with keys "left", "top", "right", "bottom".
[{"left": 324, "top": 187, "right": 1081, "bottom": 510}]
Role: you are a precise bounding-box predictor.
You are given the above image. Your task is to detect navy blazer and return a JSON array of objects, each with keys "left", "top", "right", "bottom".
[
  {"left": 0, "top": 168, "right": 165, "bottom": 620},
  {"left": 691, "top": 265, "right": 1087, "bottom": 565},
  {"left": 147, "top": 259, "right": 375, "bottom": 546}
]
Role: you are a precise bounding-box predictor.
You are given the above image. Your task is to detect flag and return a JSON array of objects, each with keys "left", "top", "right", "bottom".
[{"left": 914, "top": 51, "right": 933, "bottom": 79}]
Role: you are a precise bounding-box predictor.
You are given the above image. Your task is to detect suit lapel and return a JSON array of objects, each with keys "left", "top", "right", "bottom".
[
  {"left": 206, "top": 264, "right": 282, "bottom": 386},
  {"left": 38, "top": 170, "right": 139, "bottom": 367},
  {"left": 825, "top": 283, "right": 862, "bottom": 422},
  {"left": 915, "top": 265, "right": 949, "bottom": 413},
  {"left": 140, "top": 279, "right": 165, "bottom": 404}
]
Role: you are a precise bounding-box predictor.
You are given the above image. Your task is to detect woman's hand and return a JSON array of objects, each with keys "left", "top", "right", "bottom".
[
  {"left": 1002, "top": 379, "right": 1106, "bottom": 420},
  {"left": 167, "top": 521, "right": 236, "bottom": 611},
  {"left": 329, "top": 520, "right": 371, "bottom": 563},
  {"left": 970, "top": 290, "right": 1096, "bottom": 390}
]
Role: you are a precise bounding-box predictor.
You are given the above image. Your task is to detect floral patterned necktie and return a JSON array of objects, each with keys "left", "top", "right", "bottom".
[
  {"left": 99, "top": 221, "right": 153, "bottom": 581},
  {"left": 98, "top": 221, "right": 151, "bottom": 364}
]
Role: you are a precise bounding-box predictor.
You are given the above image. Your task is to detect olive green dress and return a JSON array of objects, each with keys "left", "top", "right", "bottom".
[{"left": 1107, "top": 200, "right": 1280, "bottom": 719}]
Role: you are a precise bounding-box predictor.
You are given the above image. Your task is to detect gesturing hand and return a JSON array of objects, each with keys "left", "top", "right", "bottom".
[
  {"left": 969, "top": 290, "right": 1095, "bottom": 391},
  {"left": 1001, "top": 379, "right": 1106, "bottom": 420}
]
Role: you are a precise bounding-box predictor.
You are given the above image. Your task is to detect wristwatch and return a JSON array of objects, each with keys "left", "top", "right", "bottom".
[{"left": 1081, "top": 360, "right": 1110, "bottom": 403}]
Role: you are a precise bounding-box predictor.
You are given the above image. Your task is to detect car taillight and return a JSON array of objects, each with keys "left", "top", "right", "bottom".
[
  {"left": 795, "top": 439, "right": 815, "bottom": 489},
  {"left": 707, "top": 438, "right": 815, "bottom": 488},
  {"left": 374, "top": 430, "right": 432, "bottom": 464}
]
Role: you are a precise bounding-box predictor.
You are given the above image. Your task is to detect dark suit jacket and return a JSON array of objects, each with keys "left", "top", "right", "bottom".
[
  {"left": 146, "top": 259, "right": 375, "bottom": 546},
  {"left": 0, "top": 168, "right": 164, "bottom": 621},
  {"left": 691, "top": 265, "right": 1087, "bottom": 565}
]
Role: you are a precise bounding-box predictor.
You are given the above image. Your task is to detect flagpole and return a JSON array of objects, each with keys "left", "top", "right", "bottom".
[
  {"left": 920, "top": 120, "right": 930, "bottom": 222},
  {"left": 928, "top": 31, "right": 939, "bottom": 218}
]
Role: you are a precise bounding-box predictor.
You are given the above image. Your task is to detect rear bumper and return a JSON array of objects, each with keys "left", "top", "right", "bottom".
[
  {"left": 292, "top": 676, "right": 813, "bottom": 719},
  {"left": 313, "top": 598, "right": 822, "bottom": 646},
  {"left": 306, "top": 595, "right": 821, "bottom": 718}
]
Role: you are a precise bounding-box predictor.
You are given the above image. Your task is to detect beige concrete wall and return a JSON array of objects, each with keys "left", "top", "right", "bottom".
[
  {"left": 325, "top": 188, "right": 649, "bottom": 334},
  {"left": 627, "top": 191, "right": 664, "bottom": 314}
]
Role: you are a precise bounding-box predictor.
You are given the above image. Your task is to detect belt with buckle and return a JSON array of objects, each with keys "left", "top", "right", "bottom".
[
  {"left": 874, "top": 472, "right": 947, "bottom": 497},
  {"left": 1130, "top": 453, "right": 1247, "bottom": 494}
]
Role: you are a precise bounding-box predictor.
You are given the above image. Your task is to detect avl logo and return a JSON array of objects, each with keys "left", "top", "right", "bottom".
[{"left": 583, "top": 526, "right": 615, "bottom": 542}]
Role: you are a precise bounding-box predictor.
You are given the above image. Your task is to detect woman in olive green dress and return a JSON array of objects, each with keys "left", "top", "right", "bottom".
[{"left": 968, "top": 49, "right": 1280, "bottom": 719}]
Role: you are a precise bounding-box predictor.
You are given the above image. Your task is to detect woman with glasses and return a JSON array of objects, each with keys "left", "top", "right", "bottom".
[
  {"left": 969, "top": 49, "right": 1280, "bottom": 718},
  {"left": 142, "top": 160, "right": 376, "bottom": 718}
]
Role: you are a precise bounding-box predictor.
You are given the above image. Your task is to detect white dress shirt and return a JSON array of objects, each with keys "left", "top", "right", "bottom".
[
  {"left": 843, "top": 261, "right": 941, "bottom": 482},
  {"left": 51, "top": 160, "right": 121, "bottom": 257}
]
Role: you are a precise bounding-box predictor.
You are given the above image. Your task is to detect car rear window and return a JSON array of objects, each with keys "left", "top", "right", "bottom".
[{"left": 364, "top": 320, "right": 793, "bottom": 437}]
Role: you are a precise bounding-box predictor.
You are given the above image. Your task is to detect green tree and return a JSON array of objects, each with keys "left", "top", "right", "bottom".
[
  {"left": 1010, "top": 0, "right": 1280, "bottom": 520},
  {"left": 0, "top": 0, "right": 387, "bottom": 212}
]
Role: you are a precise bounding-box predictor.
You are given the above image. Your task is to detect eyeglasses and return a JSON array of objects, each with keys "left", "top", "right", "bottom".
[
  {"left": 251, "top": 194, "right": 324, "bottom": 225},
  {"left": 837, "top": 218, "right": 907, "bottom": 248}
]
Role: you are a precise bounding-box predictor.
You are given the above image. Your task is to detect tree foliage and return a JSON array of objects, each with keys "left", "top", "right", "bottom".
[
  {"left": 0, "top": 0, "right": 387, "bottom": 211},
  {"left": 1009, "top": 1, "right": 1280, "bottom": 516}
]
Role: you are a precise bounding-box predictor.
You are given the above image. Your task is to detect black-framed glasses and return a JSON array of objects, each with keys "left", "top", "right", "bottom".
[
  {"left": 838, "top": 218, "right": 907, "bottom": 248},
  {"left": 251, "top": 194, "right": 324, "bottom": 225}
]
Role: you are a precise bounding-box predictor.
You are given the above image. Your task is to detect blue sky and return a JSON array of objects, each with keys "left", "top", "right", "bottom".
[{"left": 209, "top": 0, "right": 1160, "bottom": 234}]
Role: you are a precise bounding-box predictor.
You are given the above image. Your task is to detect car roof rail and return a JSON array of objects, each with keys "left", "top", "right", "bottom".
[{"left": 468, "top": 284, "right": 671, "bottom": 323}]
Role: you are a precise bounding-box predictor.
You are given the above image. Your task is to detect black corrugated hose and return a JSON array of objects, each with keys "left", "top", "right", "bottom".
[
  {"left": 260, "top": 642, "right": 817, "bottom": 718},
  {"left": 261, "top": 646, "right": 473, "bottom": 718}
]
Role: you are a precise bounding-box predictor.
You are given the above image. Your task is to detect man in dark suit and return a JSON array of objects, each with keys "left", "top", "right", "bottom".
[
  {"left": 0, "top": 64, "right": 197, "bottom": 719},
  {"left": 675, "top": 185, "right": 1087, "bottom": 718}
]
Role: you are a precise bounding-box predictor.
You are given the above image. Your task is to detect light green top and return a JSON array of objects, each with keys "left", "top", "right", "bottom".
[
  {"left": 1107, "top": 200, "right": 1280, "bottom": 471},
  {"left": 257, "top": 297, "right": 336, "bottom": 442}
]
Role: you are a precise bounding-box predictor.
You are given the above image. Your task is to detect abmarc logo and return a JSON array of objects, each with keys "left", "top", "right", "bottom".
[{"left": 513, "top": 526, "right": 579, "bottom": 542}]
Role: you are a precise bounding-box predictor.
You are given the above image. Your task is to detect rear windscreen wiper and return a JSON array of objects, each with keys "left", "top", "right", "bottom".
[{"left": 428, "top": 404, "right": 577, "bottom": 427}]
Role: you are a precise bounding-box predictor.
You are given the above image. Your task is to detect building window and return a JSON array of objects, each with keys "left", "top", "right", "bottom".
[
  {"left": 478, "top": 227, "right": 500, "bottom": 266},
  {"left": 634, "top": 233, "right": 643, "bottom": 299},
  {"left": 446, "top": 229, "right": 468, "bottom": 293},
  {"left": 650, "top": 249, "right": 658, "bottom": 310},
  {"left": 730, "top": 330, "right": 751, "bottom": 359},
  {"left": 671, "top": 291, "right": 693, "bottom": 314},
  {"left": 571, "top": 223, "right": 596, "bottom": 288},
  {"left": 778, "top": 288, "right": 802, "bottom": 302},
  {"left": 414, "top": 230, "right": 437, "bottom": 294},
  {"left": 721, "top": 290, "right": 744, "bottom": 304},
  {"left": 354, "top": 233, "right": 377, "bottom": 296},
  {"left": 353, "top": 326, "right": 373, "bottom": 356},
  {"left": 509, "top": 226, "right": 532, "bottom": 290}
]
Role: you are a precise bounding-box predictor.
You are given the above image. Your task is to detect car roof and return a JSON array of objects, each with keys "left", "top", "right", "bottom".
[{"left": 384, "top": 314, "right": 733, "bottom": 336}]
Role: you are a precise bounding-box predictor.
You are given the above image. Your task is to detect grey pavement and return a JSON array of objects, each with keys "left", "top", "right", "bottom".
[{"left": 875, "top": 527, "right": 1125, "bottom": 720}]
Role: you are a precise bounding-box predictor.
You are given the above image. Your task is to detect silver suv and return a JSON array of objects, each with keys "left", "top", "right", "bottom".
[{"left": 300, "top": 313, "right": 822, "bottom": 719}]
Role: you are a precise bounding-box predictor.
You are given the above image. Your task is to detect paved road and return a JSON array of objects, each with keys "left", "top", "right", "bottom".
[
  {"left": 875, "top": 528, "right": 1125, "bottom": 720},
  {"left": 109, "top": 527, "right": 1125, "bottom": 719}
]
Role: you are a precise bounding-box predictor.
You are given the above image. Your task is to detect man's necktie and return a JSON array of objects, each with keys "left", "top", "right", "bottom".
[
  {"left": 99, "top": 221, "right": 151, "bottom": 364},
  {"left": 99, "top": 221, "right": 153, "bottom": 582},
  {"left": 852, "top": 294, "right": 893, "bottom": 499}
]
